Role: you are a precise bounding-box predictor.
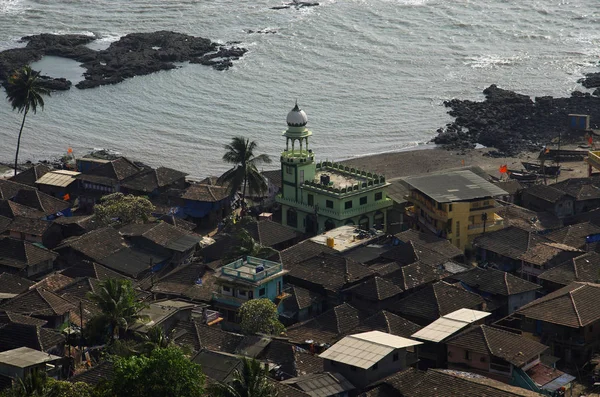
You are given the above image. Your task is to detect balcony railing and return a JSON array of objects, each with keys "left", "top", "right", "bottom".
[
  {"left": 220, "top": 257, "right": 283, "bottom": 282},
  {"left": 276, "top": 195, "right": 392, "bottom": 220},
  {"left": 406, "top": 195, "right": 448, "bottom": 221},
  {"left": 212, "top": 292, "right": 248, "bottom": 307}
]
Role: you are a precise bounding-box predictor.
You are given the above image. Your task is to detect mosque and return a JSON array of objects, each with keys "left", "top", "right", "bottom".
[{"left": 276, "top": 104, "right": 393, "bottom": 234}]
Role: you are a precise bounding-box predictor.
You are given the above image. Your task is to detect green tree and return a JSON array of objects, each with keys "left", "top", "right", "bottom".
[
  {"left": 209, "top": 358, "right": 278, "bottom": 397},
  {"left": 86, "top": 279, "right": 146, "bottom": 341},
  {"left": 108, "top": 347, "right": 205, "bottom": 397},
  {"left": 94, "top": 193, "right": 154, "bottom": 226},
  {"left": 218, "top": 136, "right": 272, "bottom": 206},
  {"left": 225, "top": 229, "right": 278, "bottom": 262},
  {"left": 5, "top": 66, "right": 50, "bottom": 176},
  {"left": 238, "top": 299, "right": 284, "bottom": 336}
]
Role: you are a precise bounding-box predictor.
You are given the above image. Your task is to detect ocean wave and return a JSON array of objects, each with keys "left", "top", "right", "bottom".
[
  {"left": 0, "top": 0, "right": 26, "bottom": 14},
  {"left": 465, "top": 54, "right": 526, "bottom": 69}
]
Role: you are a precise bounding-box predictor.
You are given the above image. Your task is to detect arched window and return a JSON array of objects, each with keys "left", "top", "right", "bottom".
[
  {"left": 374, "top": 211, "right": 384, "bottom": 230},
  {"left": 359, "top": 216, "right": 369, "bottom": 230},
  {"left": 287, "top": 208, "right": 298, "bottom": 228},
  {"left": 345, "top": 219, "right": 355, "bottom": 226},
  {"left": 325, "top": 219, "right": 336, "bottom": 231}
]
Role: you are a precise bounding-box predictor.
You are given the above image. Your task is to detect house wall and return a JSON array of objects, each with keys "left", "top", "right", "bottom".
[
  {"left": 324, "top": 348, "right": 411, "bottom": 389},
  {"left": 508, "top": 291, "right": 537, "bottom": 314},
  {"left": 447, "top": 345, "right": 490, "bottom": 372},
  {"left": 521, "top": 193, "right": 574, "bottom": 218}
]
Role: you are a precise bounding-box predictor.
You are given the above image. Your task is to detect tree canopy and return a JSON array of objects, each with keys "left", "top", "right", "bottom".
[
  {"left": 218, "top": 136, "right": 272, "bottom": 205},
  {"left": 238, "top": 299, "right": 285, "bottom": 336},
  {"left": 86, "top": 279, "right": 146, "bottom": 343},
  {"left": 108, "top": 347, "right": 205, "bottom": 397},
  {"left": 5, "top": 65, "right": 50, "bottom": 176},
  {"left": 94, "top": 193, "right": 154, "bottom": 226},
  {"left": 209, "top": 358, "right": 277, "bottom": 397}
]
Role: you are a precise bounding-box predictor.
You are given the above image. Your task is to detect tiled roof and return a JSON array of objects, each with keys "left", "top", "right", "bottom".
[
  {"left": 0, "top": 322, "right": 64, "bottom": 352},
  {"left": 446, "top": 325, "right": 548, "bottom": 367},
  {"left": 404, "top": 369, "right": 544, "bottom": 397},
  {"left": 259, "top": 339, "right": 297, "bottom": 377},
  {"left": 517, "top": 282, "right": 600, "bottom": 328},
  {"left": 452, "top": 267, "right": 540, "bottom": 296},
  {"left": 60, "top": 261, "right": 129, "bottom": 282},
  {"left": 372, "top": 261, "right": 449, "bottom": 291},
  {"left": 194, "top": 322, "right": 243, "bottom": 353},
  {"left": 0, "top": 179, "right": 35, "bottom": 200},
  {"left": 56, "top": 277, "right": 101, "bottom": 301},
  {"left": 288, "top": 253, "right": 374, "bottom": 292},
  {"left": 495, "top": 204, "right": 563, "bottom": 233},
  {"left": 0, "top": 311, "right": 47, "bottom": 327},
  {"left": 0, "top": 216, "right": 10, "bottom": 234},
  {"left": 158, "top": 215, "right": 197, "bottom": 231},
  {"left": 7, "top": 216, "right": 51, "bottom": 236},
  {"left": 519, "top": 242, "right": 582, "bottom": 266},
  {"left": 98, "top": 247, "right": 169, "bottom": 278},
  {"left": 552, "top": 176, "right": 600, "bottom": 200},
  {"left": 395, "top": 281, "right": 485, "bottom": 323},
  {"left": 546, "top": 222, "right": 600, "bottom": 249},
  {"left": 30, "top": 273, "right": 74, "bottom": 292},
  {"left": 120, "top": 221, "right": 200, "bottom": 252},
  {"left": 0, "top": 273, "right": 35, "bottom": 295},
  {"left": 380, "top": 240, "right": 451, "bottom": 267},
  {"left": 0, "top": 199, "right": 45, "bottom": 219},
  {"left": 394, "top": 230, "right": 463, "bottom": 260},
  {"left": 70, "top": 361, "right": 114, "bottom": 386},
  {"left": 345, "top": 276, "right": 403, "bottom": 301},
  {"left": 362, "top": 367, "right": 426, "bottom": 397},
  {"left": 0, "top": 237, "right": 58, "bottom": 269},
  {"left": 523, "top": 184, "right": 567, "bottom": 203},
  {"left": 472, "top": 226, "right": 549, "bottom": 260},
  {"left": 281, "top": 372, "right": 355, "bottom": 396},
  {"left": 282, "top": 285, "right": 323, "bottom": 313},
  {"left": 192, "top": 350, "right": 242, "bottom": 383},
  {"left": 11, "top": 189, "right": 70, "bottom": 216},
  {"left": 151, "top": 263, "right": 216, "bottom": 303},
  {"left": 9, "top": 164, "right": 51, "bottom": 187},
  {"left": 286, "top": 303, "right": 365, "bottom": 344},
  {"left": 261, "top": 170, "right": 282, "bottom": 190},
  {"left": 538, "top": 252, "right": 600, "bottom": 286},
  {"left": 245, "top": 220, "right": 301, "bottom": 248},
  {"left": 495, "top": 180, "right": 523, "bottom": 195},
  {"left": 181, "top": 184, "right": 230, "bottom": 202},
  {"left": 280, "top": 240, "right": 337, "bottom": 269},
  {"left": 0, "top": 288, "right": 75, "bottom": 316},
  {"left": 121, "top": 167, "right": 187, "bottom": 193},
  {"left": 77, "top": 157, "right": 143, "bottom": 185},
  {"left": 353, "top": 310, "right": 422, "bottom": 338},
  {"left": 55, "top": 227, "right": 125, "bottom": 262},
  {"left": 295, "top": 351, "right": 324, "bottom": 377}
]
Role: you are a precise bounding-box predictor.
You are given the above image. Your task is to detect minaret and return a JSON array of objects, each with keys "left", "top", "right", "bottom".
[{"left": 280, "top": 103, "right": 315, "bottom": 202}]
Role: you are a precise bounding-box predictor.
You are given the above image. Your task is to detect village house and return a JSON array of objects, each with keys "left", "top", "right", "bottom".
[
  {"left": 450, "top": 267, "right": 541, "bottom": 317},
  {"left": 537, "top": 251, "right": 600, "bottom": 292},
  {"left": 319, "top": 330, "right": 422, "bottom": 389},
  {"left": 212, "top": 256, "right": 287, "bottom": 326},
  {"left": 10, "top": 189, "right": 72, "bottom": 220},
  {"left": 170, "top": 182, "right": 231, "bottom": 227},
  {"left": 519, "top": 242, "right": 582, "bottom": 284},
  {"left": 6, "top": 217, "right": 63, "bottom": 249},
  {"left": 510, "top": 282, "right": 600, "bottom": 367},
  {"left": 402, "top": 169, "right": 507, "bottom": 251},
  {"left": 393, "top": 280, "right": 486, "bottom": 326},
  {"left": 545, "top": 221, "right": 600, "bottom": 250},
  {"left": 0, "top": 238, "right": 57, "bottom": 278},
  {"left": 445, "top": 325, "right": 548, "bottom": 382},
  {"left": 280, "top": 285, "right": 324, "bottom": 325},
  {"left": 0, "top": 288, "right": 74, "bottom": 328},
  {"left": 521, "top": 184, "right": 574, "bottom": 219},
  {"left": 34, "top": 170, "right": 80, "bottom": 201},
  {"left": 9, "top": 165, "right": 51, "bottom": 188},
  {"left": 119, "top": 166, "right": 188, "bottom": 197},
  {"left": 495, "top": 203, "right": 562, "bottom": 233},
  {"left": 277, "top": 104, "right": 392, "bottom": 234},
  {"left": 0, "top": 347, "right": 62, "bottom": 381},
  {"left": 343, "top": 276, "right": 403, "bottom": 314}
]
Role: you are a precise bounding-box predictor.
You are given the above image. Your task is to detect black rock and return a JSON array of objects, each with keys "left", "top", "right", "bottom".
[{"left": 0, "top": 31, "right": 247, "bottom": 90}]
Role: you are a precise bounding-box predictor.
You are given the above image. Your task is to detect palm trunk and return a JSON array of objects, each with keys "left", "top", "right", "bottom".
[
  {"left": 14, "top": 106, "right": 29, "bottom": 177},
  {"left": 241, "top": 172, "right": 248, "bottom": 210}
]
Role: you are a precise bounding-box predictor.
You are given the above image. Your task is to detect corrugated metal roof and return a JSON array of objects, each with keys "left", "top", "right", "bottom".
[
  {"left": 401, "top": 170, "right": 507, "bottom": 203},
  {"left": 319, "top": 331, "right": 422, "bottom": 369},
  {"left": 35, "top": 170, "right": 80, "bottom": 187},
  {"left": 0, "top": 347, "right": 61, "bottom": 367},
  {"left": 411, "top": 309, "right": 490, "bottom": 343}
]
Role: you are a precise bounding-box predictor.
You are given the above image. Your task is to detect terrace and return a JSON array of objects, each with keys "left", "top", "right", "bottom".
[{"left": 218, "top": 256, "right": 285, "bottom": 284}]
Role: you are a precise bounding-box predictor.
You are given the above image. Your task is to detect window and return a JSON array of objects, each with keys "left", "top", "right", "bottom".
[
  {"left": 223, "top": 286, "right": 231, "bottom": 292},
  {"left": 464, "top": 350, "right": 471, "bottom": 361},
  {"left": 286, "top": 165, "right": 292, "bottom": 174},
  {"left": 345, "top": 200, "right": 353, "bottom": 210},
  {"left": 360, "top": 196, "right": 367, "bottom": 205},
  {"left": 326, "top": 200, "right": 334, "bottom": 209},
  {"left": 375, "top": 192, "right": 383, "bottom": 201},
  {"left": 299, "top": 170, "right": 304, "bottom": 183},
  {"left": 393, "top": 352, "right": 399, "bottom": 362},
  {"left": 372, "top": 363, "right": 379, "bottom": 370},
  {"left": 259, "top": 287, "right": 266, "bottom": 296},
  {"left": 448, "top": 204, "right": 453, "bottom": 212},
  {"left": 307, "top": 194, "right": 314, "bottom": 206},
  {"left": 455, "top": 221, "right": 460, "bottom": 237},
  {"left": 287, "top": 209, "right": 298, "bottom": 228}
]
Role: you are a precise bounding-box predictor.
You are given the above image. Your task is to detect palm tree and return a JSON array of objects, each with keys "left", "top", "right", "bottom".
[
  {"left": 87, "top": 279, "right": 146, "bottom": 340},
  {"left": 218, "top": 137, "right": 272, "bottom": 208},
  {"left": 208, "top": 358, "right": 277, "bottom": 397},
  {"left": 225, "top": 229, "right": 278, "bottom": 262},
  {"left": 5, "top": 66, "right": 50, "bottom": 176}
]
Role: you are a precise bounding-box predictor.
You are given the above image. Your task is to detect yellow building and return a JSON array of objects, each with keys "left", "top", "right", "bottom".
[{"left": 402, "top": 170, "right": 507, "bottom": 251}]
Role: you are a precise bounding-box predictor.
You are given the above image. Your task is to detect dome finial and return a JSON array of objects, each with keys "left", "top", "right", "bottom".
[{"left": 287, "top": 101, "right": 308, "bottom": 126}]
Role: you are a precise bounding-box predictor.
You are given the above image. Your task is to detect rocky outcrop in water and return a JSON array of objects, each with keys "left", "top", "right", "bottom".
[
  {"left": 0, "top": 31, "right": 247, "bottom": 90},
  {"left": 434, "top": 84, "right": 600, "bottom": 156}
]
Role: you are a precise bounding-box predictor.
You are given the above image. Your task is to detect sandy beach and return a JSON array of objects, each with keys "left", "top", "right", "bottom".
[{"left": 340, "top": 145, "right": 590, "bottom": 182}]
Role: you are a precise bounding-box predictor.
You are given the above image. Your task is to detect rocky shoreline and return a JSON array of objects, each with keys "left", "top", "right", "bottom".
[
  {"left": 0, "top": 31, "right": 247, "bottom": 90},
  {"left": 433, "top": 84, "right": 600, "bottom": 156}
]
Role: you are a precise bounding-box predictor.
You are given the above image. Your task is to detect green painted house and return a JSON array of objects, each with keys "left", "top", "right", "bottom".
[{"left": 276, "top": 104, "right": 392, "bottom": 234}]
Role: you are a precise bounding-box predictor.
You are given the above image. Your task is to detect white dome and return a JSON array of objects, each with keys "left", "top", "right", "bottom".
[{"left": 286, "top": 103, "right": 308, "bottom": 127}]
